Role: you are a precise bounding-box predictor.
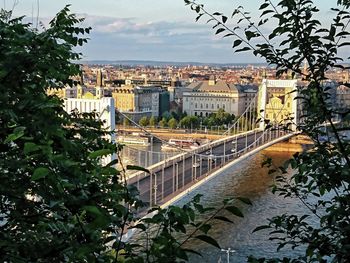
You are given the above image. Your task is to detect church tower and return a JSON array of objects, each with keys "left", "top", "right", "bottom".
[
  {"left": 208, "top": 75, "right": 216, "bottom": 86},
  {"left": 96, "top": 69, "right": 104, "bottom": 87}
]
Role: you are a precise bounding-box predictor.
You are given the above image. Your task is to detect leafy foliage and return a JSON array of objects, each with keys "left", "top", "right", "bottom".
[
  {"left": 123, "top": 194, "right": 251, "bottom": 262},
  {"left": 168, "top": 117, "right": 178, "bottom": 129},
  {"left": 185, "top": 0, "right": 350, "bottom": 261},
  {"left": 139, "top": 116, "right": 149, "bottom": 127},
  {"left": 149, "top": 116, "right": 157, "bottom": 127},
  {"left": 0, "top": 6, "right": 251, "bottom": 262}
]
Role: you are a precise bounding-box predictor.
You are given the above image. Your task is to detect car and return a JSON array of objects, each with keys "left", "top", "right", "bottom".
[
  {"left": 208, "top": 154, "right": 216, "bottom": 162},
  {"left": 205, "top": 150, "right": 212, "bottom": 155},
  {"left": 192, "top": 162, "right": 200, "bottom": 168},
  {"left": 231, "top": 148, "right": 236, "bottom": 153}
]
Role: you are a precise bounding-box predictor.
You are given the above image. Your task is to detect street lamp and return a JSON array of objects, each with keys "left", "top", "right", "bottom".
[{"left": 221, "top": 248, "right": 236, "bottom": 263}]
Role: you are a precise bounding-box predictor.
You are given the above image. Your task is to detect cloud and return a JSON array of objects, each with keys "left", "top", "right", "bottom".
[{"left": 24, "top": 13, "right": 261, "bottom": 63}]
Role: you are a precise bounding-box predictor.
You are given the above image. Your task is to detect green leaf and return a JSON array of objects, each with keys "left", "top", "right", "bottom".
[
  {"left": 195, "top": 235, "right": 221, "bottom": 249},
  {"left": 105, "top": 158, "right": 118, "bottom": 167},
  {"left": 235, "top": 47, "right": 251, "bottom": 52},
  {"left": 199, "top": 223, "right": 211, "bottom": 234},
  {"left": 252, "top": 225, "right": 270, "bottom": 233},
  {"left": 24, "top": 142, "right": 39, "bottom": 155},
  {"left": 5, "top": 126, "right": 25, "bottom": 143},
  {"left": 259, "top": 3, "right": 269, "bottom": 9},
  {"left": 245, "top": 30, "right": 256, "bottom": 40},
  {"left": 232, "top": 39, "right": 242, "bottom": 48},
  {"left": 83, "top": 205, "right": 102, "bottom": 216},
  {"left": 223, "top": 33, "right": 234, "bottom": 38},
  {"left": 214, "top": 216, "right": 234, "bottom": 223},
  {"left": 222, "top": 16, "right": 228, "bottom": 23},
  {"left": 216, "top": 28, "right": 225, "bottom": 34},
  {"left": 88, "top": 149, "right": 113, "bottom": 159},
  {"left": 126, "top": 165, "right": 150, "bottom": 173},
  {"left": 31, "top": 167, "right": 49, "bottom": 181},
  {"left": 236, "top": 197, "right": 252, "bottom": 205},
  {"left": 225, "top": 205, "right": 244, "bottom": 217},
  {"left": 130, "top": 223, "right": 147, "bottom": 231},
  {"left": 268, "top": 169, "right": 277, "bottom": 175},
  {"left": 182, "top": 248, "right": 202, "bottom": 257}
]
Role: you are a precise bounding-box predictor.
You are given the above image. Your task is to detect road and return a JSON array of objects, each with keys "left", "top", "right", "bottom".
[{"left": 126, "top": 130, "right": 273, "bottom": 207}]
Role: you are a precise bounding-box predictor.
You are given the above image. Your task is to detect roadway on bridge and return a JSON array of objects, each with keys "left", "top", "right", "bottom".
[{"left": 127, "top": 130, "right": 265, "bottom": 206}]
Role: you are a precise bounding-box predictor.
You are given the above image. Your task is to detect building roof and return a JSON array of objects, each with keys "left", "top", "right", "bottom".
[{"left": 187, "top": 80, "right": 240, "bottom": 93}]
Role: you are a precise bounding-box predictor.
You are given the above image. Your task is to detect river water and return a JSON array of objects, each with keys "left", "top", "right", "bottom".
[{"left": 172, "top": 150, "right": 317, "bottom": 263}]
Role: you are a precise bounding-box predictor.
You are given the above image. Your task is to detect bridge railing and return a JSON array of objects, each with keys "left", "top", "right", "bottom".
[{"left": 128, "top": 127, "right": 292, "bottom": 208}]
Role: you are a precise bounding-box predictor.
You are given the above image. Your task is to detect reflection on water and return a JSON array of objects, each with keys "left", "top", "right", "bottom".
[{"left": 173, "top": 151, "right": 316, "bottom": 262}]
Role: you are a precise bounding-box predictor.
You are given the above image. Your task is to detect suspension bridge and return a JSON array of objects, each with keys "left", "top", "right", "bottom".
[
  {"left": 115, "top": 79, "right": 300, "bottom": 209},
  {"left": 62, "top": 79, "right": 300, "bottom": 209}
]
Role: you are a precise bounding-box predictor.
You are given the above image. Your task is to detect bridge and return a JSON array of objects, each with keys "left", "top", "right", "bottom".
[
  {"left": 60, "top": 79, "right": 301, "bottom": 209},
  {"left": 116, "top": 79, "right": 300, "bottom": 209}
]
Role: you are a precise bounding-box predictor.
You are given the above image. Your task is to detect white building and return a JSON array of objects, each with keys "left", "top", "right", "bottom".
[
  {"left": 182, "top": 78, "right": 251, "bottom": 117},
  {"left": 64, "top": 97, "right": 116, "bottom": 164},
  {"left": 336, "top": 84, "right": 350, "bottom": 111}
]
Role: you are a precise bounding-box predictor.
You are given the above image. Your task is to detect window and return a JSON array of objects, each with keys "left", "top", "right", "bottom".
[
  {"left": 195, "top": 103, "right": 197, "bottom": 108},
  {"left": 223, "top": 104, "right": 225, "bottom": 109},
  {"left": 206, "top": 104, "right": 208, "bottom": 109},
  {"left": 212, "top": 104, "right": 214, "bottom": 109},
  {"left": 217, "top": 104, "right": 219, "bottom": 109},
  {"left": 201, "top": 104, "right": 203, "bottom": 109}
]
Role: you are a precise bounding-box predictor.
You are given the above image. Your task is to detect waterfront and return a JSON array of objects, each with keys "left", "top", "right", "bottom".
[{"left": 172, "top": 151, "right": 317, "bottom": 262}]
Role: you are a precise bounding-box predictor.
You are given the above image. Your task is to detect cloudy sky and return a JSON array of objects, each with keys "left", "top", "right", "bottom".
[{"left": 6, "top": 0, "right": 344, "bottom": 63}]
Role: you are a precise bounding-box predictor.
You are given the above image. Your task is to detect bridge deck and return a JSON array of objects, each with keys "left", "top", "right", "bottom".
[{"left": 127, "top": 129, "right": 292, "bottom": 208}]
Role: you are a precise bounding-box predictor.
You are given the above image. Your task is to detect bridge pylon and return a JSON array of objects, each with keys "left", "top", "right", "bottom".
[{"left": 258, "top": 79, "right": 299, "bottom": 131}]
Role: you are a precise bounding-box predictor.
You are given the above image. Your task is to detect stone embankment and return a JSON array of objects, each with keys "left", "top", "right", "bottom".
[
  {"left": 263, "top": 134, "right": 314, "bottom": 152},
  {"left": 118, "top": 127, "right": 225, "bottom": 141}
]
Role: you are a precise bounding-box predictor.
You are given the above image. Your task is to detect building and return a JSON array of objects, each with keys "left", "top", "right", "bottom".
[
  {"left": 63, "top": 97, "right": 116, "bottom": 165},
  {"left": 47, "top": 84, "right": 105, "bottom": 100},
  {"left": 112, "top": 85, "right": 165, "bottom": 122},
  {"left": 257, "top": 79, "right": 299, "bottom": 130},
  {"left": 336, "top": 84, "right": 350, "bottom": 112},
  {"left": 182, "top": 77, "right": 253, "bottom": 117}
]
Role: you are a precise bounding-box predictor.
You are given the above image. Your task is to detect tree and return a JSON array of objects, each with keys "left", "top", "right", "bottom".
[
  {"left": 186, "top": 0, "right": 350, "bottom": 261},
  {"left": 161, "top": 111, "right": 171, "bottom": 121},
  {"left": 179, "top": 115, "right": 199, "bottom": 129},
  {"left": 0, "top": 7, "right": 126, "bottom": 261},
  {"left": 215, "top": 108, "right": 234, "bottom": 125},
  {"left": 168, "top": 117, "right": 178, "bottom": 129},
  {"left": 149, "top": 116, "right": 157, "bottom": 127},
  {"left": 0, "top": 5, "right": 251, "bottom": 263},
  {"left": 123, "top": 115, "right": 131, "bottom": 126},
  {"left": 139, "top": 116, "right": 149, "bottom": 127},
  {"left": 159, "top": 117, "right": 168, "bottom": 128}
]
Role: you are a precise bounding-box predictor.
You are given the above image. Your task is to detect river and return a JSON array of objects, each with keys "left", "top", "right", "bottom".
[{"left": 172, "top": 150, "right": 317, "bottom": 262}]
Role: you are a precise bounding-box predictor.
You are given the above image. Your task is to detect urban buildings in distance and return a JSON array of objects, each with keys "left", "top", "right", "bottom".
[{"left": 47, "top": 62, "right": 350, "bottom": 126}]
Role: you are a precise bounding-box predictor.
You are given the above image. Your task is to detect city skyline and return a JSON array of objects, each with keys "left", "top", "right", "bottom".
[{"left": 8, "top": 0, "right": 347, "bottom": 64}]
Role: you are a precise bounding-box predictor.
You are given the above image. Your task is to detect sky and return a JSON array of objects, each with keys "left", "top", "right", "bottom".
[{"left": 5, "top": 0, "right": 345, "bottom": 64}]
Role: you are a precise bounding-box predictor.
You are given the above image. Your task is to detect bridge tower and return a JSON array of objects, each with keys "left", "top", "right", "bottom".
[{"left": 258, "top": 79, "right": 299, "bottom": 131}]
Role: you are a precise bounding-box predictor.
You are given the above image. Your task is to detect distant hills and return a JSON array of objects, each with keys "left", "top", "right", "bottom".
[{"left": 80, "top": 60, "right": 268, "bottom": 67}]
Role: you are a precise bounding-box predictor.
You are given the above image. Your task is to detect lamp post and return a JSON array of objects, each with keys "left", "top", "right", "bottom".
[{"left": 221, "top": 248, "right": 236, "bottom": 263}]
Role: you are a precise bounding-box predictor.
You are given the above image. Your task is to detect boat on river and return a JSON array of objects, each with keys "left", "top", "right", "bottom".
[
  {"left": 117, "top": 135, "right": 150, "bottom": 146},
  {"left": 161, "top": 139, "right": 200, "bottom": 151}
]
